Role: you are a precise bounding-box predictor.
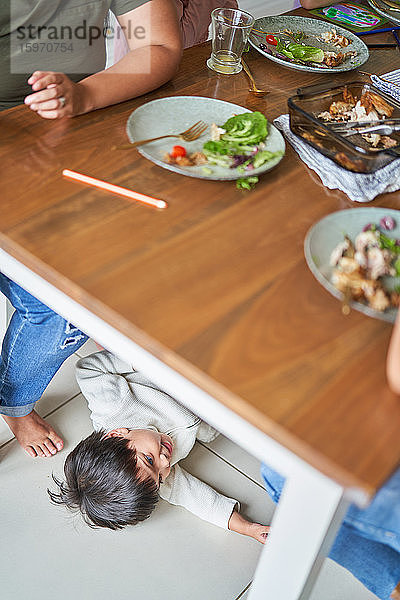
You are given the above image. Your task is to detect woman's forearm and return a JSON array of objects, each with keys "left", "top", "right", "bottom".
[
  {"left": 77, "top": 0, "right": 182, "bottom": 114},
  {"left": 76, "top": 44, "right": 181, "bottom": 114}
]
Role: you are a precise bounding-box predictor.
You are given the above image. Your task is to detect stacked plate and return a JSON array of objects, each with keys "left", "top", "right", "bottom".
[{"left": 367, "top": 0, "right": 400, "bottom": 26}]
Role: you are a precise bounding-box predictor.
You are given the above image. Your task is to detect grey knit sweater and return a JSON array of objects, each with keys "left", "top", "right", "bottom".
[{"left": 76, "top": 350, "right": 238, "bottom": 530}]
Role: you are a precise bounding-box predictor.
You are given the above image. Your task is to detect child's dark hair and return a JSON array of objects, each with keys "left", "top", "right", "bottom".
[{"left": 48, "top": 429, "right": 159, "bottom": 530}]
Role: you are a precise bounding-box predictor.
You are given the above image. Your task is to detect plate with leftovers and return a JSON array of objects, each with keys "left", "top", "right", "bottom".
[
  {"left": 304, "top": 208, "right": 400, "bottom": 322},
  {"left": 367, "top": 0, "right": 400, "bottom": 26},
  {"left": 249, "top": 15, "right": 369, "bottom": 73},
  {"left": 126, "top": 96, "right": 285, "bottom": 181}
]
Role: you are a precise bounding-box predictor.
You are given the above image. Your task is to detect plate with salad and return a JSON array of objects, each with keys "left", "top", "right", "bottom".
[
  {"left": 126, "top": 96, "right": 285, "bottom": 182},
  {"left": 304, "top": 208, "right": 400, "bottom": 322},
  {"left": 249, "top": 15, "right": 368, "bottom": 73}
]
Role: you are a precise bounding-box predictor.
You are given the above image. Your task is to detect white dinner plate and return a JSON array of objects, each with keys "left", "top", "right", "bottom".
[
  {"left": 249, "top": 15, "right": 369, "bottom": 73},
  {"left": 126, "top": 96, "right": 285, "bottom": 181},
  {"left": 304, "top": 208, "right": 400, "bottom": 322}
]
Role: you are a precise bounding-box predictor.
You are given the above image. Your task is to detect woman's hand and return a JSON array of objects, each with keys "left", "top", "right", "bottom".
[{"left": 24, "top": 71, "right": 88, "bottom": 119}]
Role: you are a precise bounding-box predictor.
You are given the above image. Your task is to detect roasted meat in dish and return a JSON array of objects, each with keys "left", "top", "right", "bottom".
[{"left": 317, "top": 88, "right": 397, "bottom": 149}]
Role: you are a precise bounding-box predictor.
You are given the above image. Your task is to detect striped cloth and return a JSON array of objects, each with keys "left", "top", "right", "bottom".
[
  {"left": 371, "top": 69, "right": 400, "bottom": 104},
  {"left": 274, "top": 114, "right": 400, "bottom": 202}
]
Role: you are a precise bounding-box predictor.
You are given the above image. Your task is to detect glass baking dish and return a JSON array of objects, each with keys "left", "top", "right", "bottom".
[{"left": 288, "top": 81, "right": 400, "bottom": 173}]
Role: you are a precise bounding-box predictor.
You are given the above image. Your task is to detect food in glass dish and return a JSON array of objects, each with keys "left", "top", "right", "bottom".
[
  {"left": 317, "top": 87, "right": 397, "bottom": 149},
  {"left": 330, "top": 217, "right": 400, "bottom": 312}
]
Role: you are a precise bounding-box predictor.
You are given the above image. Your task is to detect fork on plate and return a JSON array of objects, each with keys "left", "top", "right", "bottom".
[{"left": 113, "top": 120, "right": 208, "bottom": 150}]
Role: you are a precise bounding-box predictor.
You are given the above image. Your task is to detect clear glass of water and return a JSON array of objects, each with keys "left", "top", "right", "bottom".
[{"left": 207, "top": 8, "right": 255, "bottom": 75}]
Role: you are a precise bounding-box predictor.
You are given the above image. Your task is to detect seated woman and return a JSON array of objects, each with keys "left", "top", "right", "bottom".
[
  {"left": 2, "top": 0, "right": 182, "bottom": 117},
  {"left": 109, "top": 0, "right": 238, "bottom": 66},
  {"left": 0, "top": 0, "right": 182, "bottom": 457}
]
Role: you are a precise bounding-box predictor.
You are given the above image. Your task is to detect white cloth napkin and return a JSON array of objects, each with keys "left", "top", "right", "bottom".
[
  {"left": 371, "top": 69, "right": 400, "bottom": 104},
  {"left": 273, "top": 114, "right": 400, "bottom": 203}
]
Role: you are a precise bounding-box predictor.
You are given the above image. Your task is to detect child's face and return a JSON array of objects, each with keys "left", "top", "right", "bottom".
[{"left": 107, "top": 428, "right": 173, "bottom": 486}]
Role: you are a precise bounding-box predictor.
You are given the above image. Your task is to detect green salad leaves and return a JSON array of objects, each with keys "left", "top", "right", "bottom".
[
  {"left": 236, "top": 176, "right": 259, "bottom": 190},
  {"left": 203, "top": 140, "right": 243, "bottom": 168},
  {"left": 221, "top": 111, "right": 268, "bottom": 145},
  {"left": 202, "top": 112, "right": 283, "bottom": 181},
  {"left": 276, "top": 39, "right": 324, "bottom": 63}
]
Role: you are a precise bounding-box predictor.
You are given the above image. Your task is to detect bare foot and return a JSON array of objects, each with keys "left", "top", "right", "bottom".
[{"left": 2, "top": 410, "right": 64, "bottom": 458}]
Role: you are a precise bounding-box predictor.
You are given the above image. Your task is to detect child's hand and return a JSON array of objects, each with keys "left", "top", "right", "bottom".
[
  {"left": 247, "top": 522, "right": 270, "bottom": 544},
  {"left": 228, "top": 509, "right": 270, "bottom": 543}
]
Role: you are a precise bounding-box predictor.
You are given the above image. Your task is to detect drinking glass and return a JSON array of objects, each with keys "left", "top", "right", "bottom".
[{"left": 207, "top": 8, "right": 255, "bottom": 75}]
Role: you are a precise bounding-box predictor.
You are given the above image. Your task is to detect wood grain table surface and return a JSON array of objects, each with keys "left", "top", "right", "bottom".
[{"left": 1, "top": 7, "right": 400, "bottom": 499}]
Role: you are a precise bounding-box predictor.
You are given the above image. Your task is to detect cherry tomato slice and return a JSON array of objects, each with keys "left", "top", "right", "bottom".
[
  {"left": 265, "top": 34, "right": 278, "bottom": 46},
  {"left": 170, "top": 145, "right": 187, "bottom": 158}
]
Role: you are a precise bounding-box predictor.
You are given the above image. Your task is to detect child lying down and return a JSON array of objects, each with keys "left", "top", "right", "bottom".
[{"left": 49, "top": 350, "right": 270, "bottom": 542}]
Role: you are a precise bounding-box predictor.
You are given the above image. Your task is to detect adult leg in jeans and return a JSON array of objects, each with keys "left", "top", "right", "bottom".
[
  {"left": 260, "top": 463, "right": 400, "bottom": 600},
  {"left": 330, "top": 524, "right": 400, "bottom": 600},
  {"left": 0, "top": 274, "right": 88, "bottom": 457}
]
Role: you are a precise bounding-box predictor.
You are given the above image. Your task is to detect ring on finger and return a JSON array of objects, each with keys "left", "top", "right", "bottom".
[{"left": 59, "top": 96, "right": 66, "bottom": 108}]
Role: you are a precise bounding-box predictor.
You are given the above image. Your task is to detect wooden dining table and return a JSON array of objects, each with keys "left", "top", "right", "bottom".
[{"left": 1, "top": 5, "right": 400, "bottom": 599}]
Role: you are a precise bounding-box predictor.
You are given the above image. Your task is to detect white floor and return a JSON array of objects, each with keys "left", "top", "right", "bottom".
[{"left": 0, "top": 337, "right": 378, "bottom": 600}]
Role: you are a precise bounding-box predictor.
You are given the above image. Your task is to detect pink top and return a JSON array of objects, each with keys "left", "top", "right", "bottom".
[
  {"left": 176, "top": 0, "right": 238, "bottom": 48},
  {"left": 112, "top": 0, "right": 239, "bottom": 63}
]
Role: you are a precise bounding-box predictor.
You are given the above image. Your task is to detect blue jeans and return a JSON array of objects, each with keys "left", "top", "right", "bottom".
[
  {"left": 261, "top": 463, "right": 400, "bottom": 600},
  {"left": 0, "top": 274, "right": 88, "bottom": 417}
]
